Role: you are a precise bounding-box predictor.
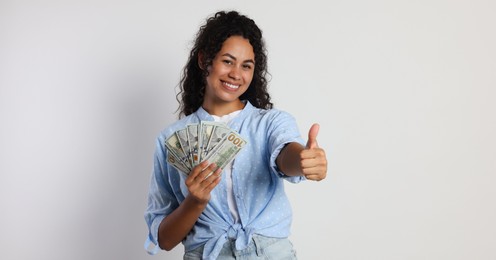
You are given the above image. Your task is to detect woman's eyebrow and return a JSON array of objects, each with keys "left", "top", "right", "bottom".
[{"left": 221, "top": 53, "right": 255, "bottom": 64}]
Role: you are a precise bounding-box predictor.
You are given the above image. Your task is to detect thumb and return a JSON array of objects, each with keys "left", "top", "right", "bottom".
[{"left": 306, "top": 123, "right": 320, "bottom": 149}]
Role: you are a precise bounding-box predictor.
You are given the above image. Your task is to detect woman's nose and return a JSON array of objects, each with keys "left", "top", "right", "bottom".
[{"left": 228, "top": 66, "right": 241, "bottom": 80}]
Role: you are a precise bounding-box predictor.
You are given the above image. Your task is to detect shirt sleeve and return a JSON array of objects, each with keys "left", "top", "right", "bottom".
[
  {"left": 144, "top": 135, "right": 179, "bottom": 254},
  {"left": 266, "top": 110, "right": 306, "bottom": 183}
]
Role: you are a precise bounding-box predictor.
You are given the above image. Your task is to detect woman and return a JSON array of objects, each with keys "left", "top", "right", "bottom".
[{"left": 145, "top": 10, "right": 327, "bottom": 260}]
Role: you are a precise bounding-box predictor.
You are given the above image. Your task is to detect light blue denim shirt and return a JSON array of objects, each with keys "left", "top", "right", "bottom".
[{"left": 144, "top": 101, "right": 305, "bottom": 260}]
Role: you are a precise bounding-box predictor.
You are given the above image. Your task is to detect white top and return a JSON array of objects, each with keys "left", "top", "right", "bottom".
[{"left": 211, "top": 110, "right": 242, "bottom": 224}]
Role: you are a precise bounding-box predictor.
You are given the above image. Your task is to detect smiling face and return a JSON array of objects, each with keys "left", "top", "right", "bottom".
[{"left": 202, "top": 36, "right": 255, "bottom": 116}]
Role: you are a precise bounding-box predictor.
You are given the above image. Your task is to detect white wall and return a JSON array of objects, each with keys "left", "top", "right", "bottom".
[{"left": 1, "top": 1, "right": 495, "bottom": 259}]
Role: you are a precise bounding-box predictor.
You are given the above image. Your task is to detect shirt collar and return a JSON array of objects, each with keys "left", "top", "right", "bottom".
[{"left": 195, "top": 101, "right": 255, "bottom": 124}]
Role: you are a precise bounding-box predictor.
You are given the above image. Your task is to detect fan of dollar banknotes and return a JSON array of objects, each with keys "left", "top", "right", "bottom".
[{"left": 165, "top": 121, "right": 247, "bottom": 175}]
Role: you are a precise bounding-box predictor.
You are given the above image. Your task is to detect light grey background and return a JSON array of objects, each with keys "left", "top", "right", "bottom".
[{"left": 1, "top": 0, "right": 495, "bottom": 259}]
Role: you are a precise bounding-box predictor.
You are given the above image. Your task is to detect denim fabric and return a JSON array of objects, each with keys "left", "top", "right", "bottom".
[{"left": 184, "top": 234, "right": 297, "bottom": 260}]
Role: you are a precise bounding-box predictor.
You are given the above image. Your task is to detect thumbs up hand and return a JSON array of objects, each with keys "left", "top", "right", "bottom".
[
  {"left": 306, "top": 123, "right": 320, "bottom": 149},
  {"left": 301, "top": 123, "right": 327, "bottom": 181}
]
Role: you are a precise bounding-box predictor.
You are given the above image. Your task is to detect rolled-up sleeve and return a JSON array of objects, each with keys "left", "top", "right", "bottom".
[
  {"left": 144, "top": 136, "right": 179, "bottom": 253},
  {"left": 266, "top": 110, "right": 305, "bottom": 183}
]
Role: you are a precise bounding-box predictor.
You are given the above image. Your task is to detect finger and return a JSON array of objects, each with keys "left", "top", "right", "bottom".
[
  {"left": 302, "top": 165, "right": 327, "bottom": 175},
  {"left": 302, "top": 165, "right": 327, "bottom": 179},
  {"left": 198, "top": 163, "right": 218, "bottom": 181},
  {"left": 306, "top": 123, "right": 320, "bottom": 149},
  {"left": 186, "top": 161, "right": 210, "bottom": 186},
  {"left": 300, "top": 158, "right": 326, "bottom": 169},
  {"left": 197, "top": 166, "right": 221, "bottom": 193},
  {"left": 300, "top": 148, "right": 326, "bottom": 160},
  {"left": 304, "top": 173, "right": 326, "bottom": 181},
  {"left": 202, "top": 168, "right": 222, "bottom": 191}
]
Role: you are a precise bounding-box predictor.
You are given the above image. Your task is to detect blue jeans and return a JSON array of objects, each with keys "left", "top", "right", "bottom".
[{"left": 184, "top": 234, "right": 298, "bottom": 260}]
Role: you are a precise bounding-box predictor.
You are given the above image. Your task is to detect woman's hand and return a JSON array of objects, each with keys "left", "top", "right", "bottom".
[
  {"left": 276, "top": 123, "right": 328, "bottom": 181},
  {"left": 157, "top": 161, "right": 222, "bottom": 251},
  {"left": 184, "top": 161, "right": 222, "bottom": 205},
  {"left": 300, "top": 123, "right": 327, "bottom": 181}
]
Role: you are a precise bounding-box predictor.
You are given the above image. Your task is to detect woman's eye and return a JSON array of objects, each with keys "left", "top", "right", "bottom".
[
  {"left": 223, "top": 60, "right": 232, "bottom": 65},
  {"left": 243, "top": 64, "right": 252, "bottom": 70}
]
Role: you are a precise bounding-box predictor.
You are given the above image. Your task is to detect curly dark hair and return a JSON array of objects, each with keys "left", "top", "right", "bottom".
[{"left": 176, "top": 10, "right": 273, "bottom": 118}]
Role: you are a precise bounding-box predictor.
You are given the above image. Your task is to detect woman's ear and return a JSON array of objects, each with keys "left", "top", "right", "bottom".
[{"left": 198, "top": 51, "right": 204, "bottom": 70}]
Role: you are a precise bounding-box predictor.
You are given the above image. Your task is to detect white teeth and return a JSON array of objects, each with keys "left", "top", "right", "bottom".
[{"left": 224, "top": 82, "right": 239, "bottom": 89}]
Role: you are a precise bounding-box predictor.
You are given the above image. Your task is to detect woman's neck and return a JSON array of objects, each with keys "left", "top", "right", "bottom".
[{"left": 202, "top": 99, "right": 245, "bottom": 116}]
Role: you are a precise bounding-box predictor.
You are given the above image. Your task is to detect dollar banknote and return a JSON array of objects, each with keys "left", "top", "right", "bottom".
[
  {"left": 199, "top": 121, "right": 215, "bottom": 161},
  {"left": 164, "top": 121, "right": 247, "bottom": 175},
  {"left": 204, "top": 124, "right": 231, "bottom": 157},
  {"left": 165, "top": 133, "right": 190, "bottom": 170},
  {"left": 175, "top": 128, "right": 192, "bottom": 168},
  {"left": 203, "top": 131, "right": 247, "bottom": 170},
  {"left": 166, "top": 150, "right": 190, "bottom": 174},
  {"left": 187, "top": 124, "right": 200, "bottom": 166},
  {"left": 200, "top": 121, "right": 229, "bottom": 159}
]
